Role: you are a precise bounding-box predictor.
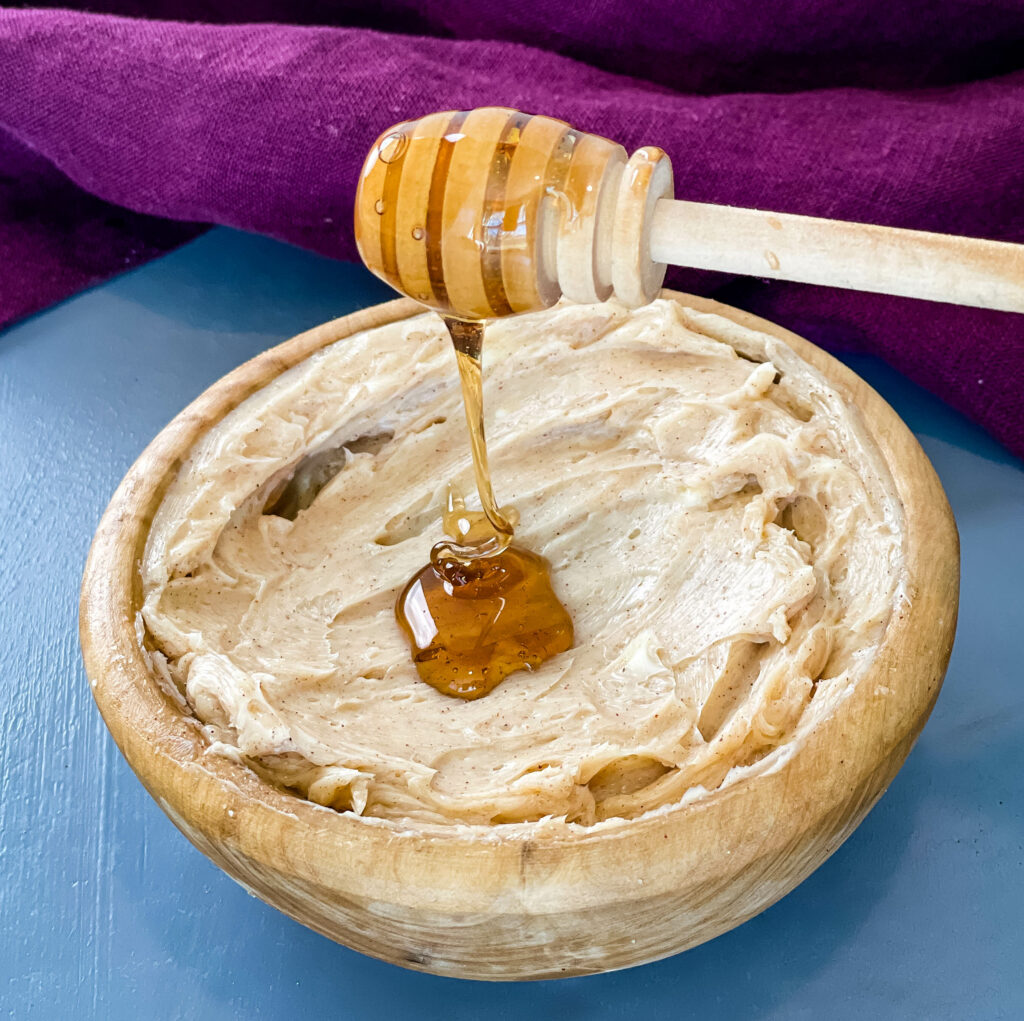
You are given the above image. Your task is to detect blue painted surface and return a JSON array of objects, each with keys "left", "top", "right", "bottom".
[{"left": 1, "top": 228, "right": 1021, "bottom": 1020}]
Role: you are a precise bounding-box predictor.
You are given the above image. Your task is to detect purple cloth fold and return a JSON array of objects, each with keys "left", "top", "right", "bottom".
[{"left": 1, "top": 6, "right": 1022, "bottom": 458}]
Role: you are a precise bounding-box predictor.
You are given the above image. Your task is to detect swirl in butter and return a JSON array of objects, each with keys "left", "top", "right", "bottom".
[{"left": 141, "top": 299, "right": 903, "bottom": 827}]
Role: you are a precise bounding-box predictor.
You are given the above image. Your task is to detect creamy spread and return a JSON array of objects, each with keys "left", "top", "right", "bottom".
[{"left": 141, "top": 299, "right": 904, "bottom": 827}]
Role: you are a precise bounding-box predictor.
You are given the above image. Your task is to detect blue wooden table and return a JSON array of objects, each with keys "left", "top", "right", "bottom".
[{"left": 1, "top": 228, "right": 1021, "bottom": 1020}]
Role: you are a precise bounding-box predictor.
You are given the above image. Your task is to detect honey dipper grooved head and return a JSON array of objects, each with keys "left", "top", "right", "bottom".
[{"left": 354, "top": 108, "right": 674, "bottom": 320}]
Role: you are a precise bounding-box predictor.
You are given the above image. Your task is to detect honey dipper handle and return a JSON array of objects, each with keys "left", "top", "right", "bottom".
[{"left": 649, "top": 200, "right": 1024, "bottom": 314}]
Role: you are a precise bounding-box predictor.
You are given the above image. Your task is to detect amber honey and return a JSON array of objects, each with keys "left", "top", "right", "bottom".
[
  {"left": 396, "top": 545, "right": 573, "bottom": 700},
  {"left": 395, "top": 317, "right": 574, "bottom": 699}
]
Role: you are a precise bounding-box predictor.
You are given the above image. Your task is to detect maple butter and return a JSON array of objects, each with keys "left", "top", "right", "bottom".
[{"left": 140, "top": 299, "right": 903, "bottom": 828}]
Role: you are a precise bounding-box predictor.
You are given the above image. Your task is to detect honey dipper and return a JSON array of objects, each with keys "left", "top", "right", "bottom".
[{"left": 355, "top": 106, "right": 1024, "bottom": 319}]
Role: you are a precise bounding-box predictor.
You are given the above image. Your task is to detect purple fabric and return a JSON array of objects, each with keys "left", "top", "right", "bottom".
[
  {"left": 0, "top": 129, "right": 203, "bottom": 327},
  {"left": 1, "top": 7, "right": 1022, "bottom": 459}
]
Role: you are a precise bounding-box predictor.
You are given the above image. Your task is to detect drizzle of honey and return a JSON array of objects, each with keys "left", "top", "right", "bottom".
[{"left": 395, "top": 318, "right": 574, "bottom": 700}]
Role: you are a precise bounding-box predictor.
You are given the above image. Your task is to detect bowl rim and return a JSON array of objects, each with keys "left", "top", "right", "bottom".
[{"left": 79, "top": 290, "right": 959, "bottom": 920}]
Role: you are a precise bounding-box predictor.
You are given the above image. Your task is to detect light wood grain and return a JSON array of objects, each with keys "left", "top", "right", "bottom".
[
  {"left": 79, "top": 293, "right": 958, "bottom": 981},
  {"left": 651, "top": 200, "right": 1024, "bottom": 314}
]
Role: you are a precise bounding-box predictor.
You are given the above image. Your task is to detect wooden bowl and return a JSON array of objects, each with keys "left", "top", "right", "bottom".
[{"left": 79, "top": 291, "right": 958, "bottom": 980}]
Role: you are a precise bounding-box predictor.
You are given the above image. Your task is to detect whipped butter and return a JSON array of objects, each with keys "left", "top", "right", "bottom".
[{"left": 141, "top": 299, "right": 904, "bottom": 827}]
